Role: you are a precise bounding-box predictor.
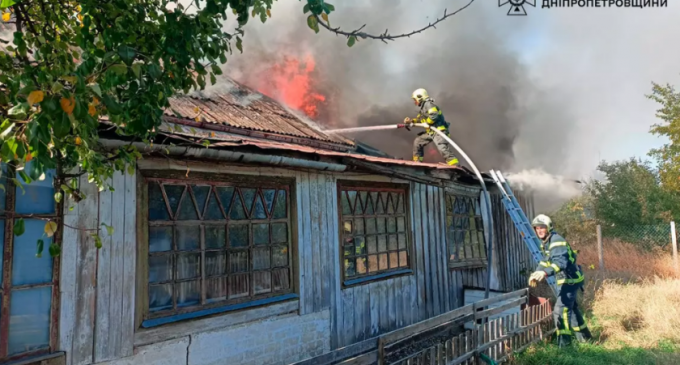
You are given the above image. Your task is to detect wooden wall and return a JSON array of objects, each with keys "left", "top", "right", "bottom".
[
  {"left": 59, "top": 171, "right": 137, "bottom": 365},
  {"left": 55, "top": 160, "right": 536, "bottom": 363}
]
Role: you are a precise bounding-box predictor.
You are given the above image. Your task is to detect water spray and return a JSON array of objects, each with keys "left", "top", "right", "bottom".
[{"left": 326, "top": 123, "right": 496, "bottom": 300}]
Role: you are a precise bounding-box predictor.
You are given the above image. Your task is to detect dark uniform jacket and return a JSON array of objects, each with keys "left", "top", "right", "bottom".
[
  {"left": 415, "top": 99, "right": 449, "bottom": 135},
  {"left": 535, "top": 232, "right": 584, "bottom": 286}
]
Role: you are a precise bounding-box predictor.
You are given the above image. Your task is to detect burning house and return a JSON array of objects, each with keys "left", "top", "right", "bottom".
[{"left": 4, "top": 75, "right": 536, "bottom": 365}]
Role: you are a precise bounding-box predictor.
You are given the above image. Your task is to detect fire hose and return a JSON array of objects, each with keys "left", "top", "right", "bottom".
[{"left": 326, "top": 123, "right": 496, "bottom": 300}]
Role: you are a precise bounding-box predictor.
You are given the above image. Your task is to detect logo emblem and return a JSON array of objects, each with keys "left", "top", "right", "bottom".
[{"left": 499, "top": 0, "right": 536, "bottom": 16}]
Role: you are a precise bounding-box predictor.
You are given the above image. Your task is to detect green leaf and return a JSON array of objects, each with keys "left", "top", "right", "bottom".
[
  {"left": 347, "top": 35, "right": 356, "bottom": 47},
  {"left": 101, "top": 223, "right": 114, "bottom": 236},
  {"left": 210, "top": 73, "right": 217, "bottom": 85},
  {"left": 0, "top": 0, "right": 16, "bottom": 8},
  {"left": 210, "top": 64, "right": 223, "bottom": 76},
  {"left": 36, "top": 239, "right": 44, "bottom": 258},
  {"left": 14, "top": 218, "right": 24, "bottom": 236},
  {"left": 51, "top": 81, "right": 64, "bottom": 94},
  {"left": 7, "top": 103, "right": 28, "bottom": 120},
  {"left": 0, "top": 120, "right": 15, "bottom": 140},
  {"left": 131, "top": 63, "right": 142, "bottom": 78},
  {"left": 49, "top": 243, "right": 61, "bottom": 257},
  {"left": 88, "top": 83, "right": 102, "bottom": 97},
  {"left": 325, "top": 3, "right": 335, "bottom": 11},
  {"left": 93, "top": 233, "right": 103, "bottom": 249},
  {"left": 11, "top": 178, "right": 24, "bottom": 195},
  {"left": 118, "top": 45, "right": 136, "bottom": 64},
  {"left": 236, "top": 37, "right": 243, "bottom": 53},
  {"left": 54, "top": 191, "right": 63, "bottom": 203},
  {"left": 307, "top": 15, "right": 319, "bottom": 33},
  {"left": 109, "top": 63, "right": 128, "bottom": 75},
  {"left": 303, "top": 3, "right": 310, "bottom": 13},
  {"left": 102, "top": 95, "right": 123, "bottom": 115},
  {"left": 53, "top": 113, "right": 71, "bottom": 139}
]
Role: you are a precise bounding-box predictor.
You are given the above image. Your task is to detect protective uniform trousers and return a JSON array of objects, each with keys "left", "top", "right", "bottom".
[
  {"left": 553, "top": 282, "right": 592, "bottom": 347},
  {"left": 536, "top": 232, "right": 593, "bottom": 347},
  {"left": 413, "top": 132, "right": 458, "bottom": 165},
  {"left": 411, "top": 99, "right": 458, "bottom": 165}
]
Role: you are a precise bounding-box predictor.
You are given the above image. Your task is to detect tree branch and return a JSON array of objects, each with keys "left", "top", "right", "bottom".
[{"left": 316, "top": 0, "right": 475, "bottom": 44}]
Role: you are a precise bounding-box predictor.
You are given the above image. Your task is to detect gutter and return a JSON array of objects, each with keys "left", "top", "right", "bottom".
[{"left": 99, "top": 139, "right": 348, "bottom": 172}]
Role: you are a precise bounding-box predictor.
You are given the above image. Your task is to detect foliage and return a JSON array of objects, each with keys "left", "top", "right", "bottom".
[
  {"left": 551, "top": 158, "right": 680, "bottom": 248},
  {"left": 0, "top": 0, "right": 347, "bottom": 255},
  {"left": 645, "top": 82, "right": 680, "bottom": 192},
  {"left": 512, "top": 341, "right": 680, "bottom": 365},
  {"left": 551, "top": 192, "right": 597, "bottom": 245}
]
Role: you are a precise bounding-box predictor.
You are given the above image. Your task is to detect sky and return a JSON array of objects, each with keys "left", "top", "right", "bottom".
[{"left": 498, "top": 1, "right": 677, "bottom": 180}]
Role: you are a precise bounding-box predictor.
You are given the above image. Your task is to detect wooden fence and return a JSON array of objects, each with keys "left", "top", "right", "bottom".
[{"left": 291, "top": 289, "right": 554, "bottom": 365}]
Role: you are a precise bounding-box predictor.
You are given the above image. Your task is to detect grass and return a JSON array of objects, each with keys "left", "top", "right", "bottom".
[{"left": 511, "top": 240, "right": 680, "bottom": 364}]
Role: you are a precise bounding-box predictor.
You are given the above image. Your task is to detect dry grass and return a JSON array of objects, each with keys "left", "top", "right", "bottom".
[
  {"left": 592, "top": 278, "right": 680, "bottom": 348},
  {"left": 514, "top": 240, "right": 680, "bottom": 363},
  {"left": 571, "top": 240, "right": 680, "bottom": 349}
]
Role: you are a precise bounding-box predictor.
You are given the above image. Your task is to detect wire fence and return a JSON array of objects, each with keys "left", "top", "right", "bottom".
[{"left": 601, "top": 224, "right": 673, "bottom": 249}]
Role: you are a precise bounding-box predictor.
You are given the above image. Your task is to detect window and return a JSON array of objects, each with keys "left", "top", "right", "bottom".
[
  {"left": 0, "top": 163, "right": 60, "bottom": 361},
  {"left": 338, "top": 182, "right": 412, "bottom": 285},
  {"left": 445, "top": 193, "right": 487, "bottom": 268},
  {"left": 143, "top": 176, "right": 295, "bottom": 326}
]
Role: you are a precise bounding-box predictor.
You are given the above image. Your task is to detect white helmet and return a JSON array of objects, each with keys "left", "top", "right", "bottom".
[
  {"left": 531, "top": 214, "right": 553, "bottom": 231},
  {"left": 411, "top": 88, "right": 429, "bottom": 104}
]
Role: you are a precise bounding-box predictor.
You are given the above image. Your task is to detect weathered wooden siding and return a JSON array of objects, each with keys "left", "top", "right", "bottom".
[{"left": 59, "top": 171, "right": 137, "bottom": 365}]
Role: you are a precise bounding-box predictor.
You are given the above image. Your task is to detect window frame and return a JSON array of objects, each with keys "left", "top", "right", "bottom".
[
  {"left": 136, "top": 170, "right": 299, "bottom": 329},
  {"left": 445, "top": 190, "right": 488, "bottom": 270},
  {"left": 336, "top": 180, "right": 414, "bottom": 288},
  {"left": 0, "top": 165, "right": 62, "bottom": 362}
]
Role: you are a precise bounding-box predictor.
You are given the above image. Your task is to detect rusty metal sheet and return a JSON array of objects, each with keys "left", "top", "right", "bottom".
[{"left": 165, "top": 79, "right": 353, "bottom": 146}]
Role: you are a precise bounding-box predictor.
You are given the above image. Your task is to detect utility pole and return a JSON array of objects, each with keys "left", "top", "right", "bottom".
[
  {"left": 671, "top": 222, "right": 678, "bottom": 275},
  {"left": 597, "top": 225, "right": 604, "bottom": 271}
]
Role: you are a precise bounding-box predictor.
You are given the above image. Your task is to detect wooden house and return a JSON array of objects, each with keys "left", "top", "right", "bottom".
[{"left": 2, "top": 81, "right": 535, "bottom": 365}]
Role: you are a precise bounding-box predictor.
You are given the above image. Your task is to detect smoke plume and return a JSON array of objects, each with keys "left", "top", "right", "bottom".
[
  {"left": 223, "top": 0, "right": 572, "bottom": 171},
  {"left": 217, "top": 1, "right": 680, "bottom": 211}
]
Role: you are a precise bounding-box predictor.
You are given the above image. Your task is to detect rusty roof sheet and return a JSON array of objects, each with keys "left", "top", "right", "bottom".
[
  {"left": 165, "top": 79, "right": 353, "bottom": 147},
  {"left": 157, "top": 122, "right": 472, "bottom": 174}
]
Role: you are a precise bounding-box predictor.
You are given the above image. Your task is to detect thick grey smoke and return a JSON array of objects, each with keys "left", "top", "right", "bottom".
[
  {"left": 220, "top": 1, "right": 680, "bottom": 211},
  {"left": 224, "top": 0, "right": 573, "bottom": 173}
]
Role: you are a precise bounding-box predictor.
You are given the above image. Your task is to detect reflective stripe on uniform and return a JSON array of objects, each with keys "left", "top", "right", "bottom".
[
  {"left": 572, "top": 325, "right": 588, "bottom": 332},
  {"left": 447, "top": 158, "right": 459, "bottom": 166},
  {"left": 550, "top": 264, "right": 561, "bottom": 273},
  {"left": 556, "top": 329, "right": 572, "bottom": 336},
  {"left": 428, "top": 107, "right": 439, "bottom": 114},
  {"left": 539, "top": 261, "right": 550, "bottom": 267},
  {"left": 557, "top": 270, "right": 584, "bottom": 285},
  {"left": 562, "top": 307, "right": 570, "bottom": 335},
  {"left": 549, "top": 241, "right": 568, "bottom": 249}
]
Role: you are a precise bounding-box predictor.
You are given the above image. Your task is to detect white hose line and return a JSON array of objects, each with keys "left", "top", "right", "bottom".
[
  {"left": 325, "top": 125, "right": 403, "bottom": 133},
  {"left": 415, "top": 124, "right": 496, "bottom": 300}
]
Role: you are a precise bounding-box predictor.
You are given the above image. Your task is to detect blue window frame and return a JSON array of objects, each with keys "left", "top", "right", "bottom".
[
  {"left": 338, "top": 182, "right": 413, "bottom": 286},
  {"left": 141, "top": 174, "right": 296, "bottom": 327},
  {"left": 0, "top": 163, "right": 60, "bottom": 361}
]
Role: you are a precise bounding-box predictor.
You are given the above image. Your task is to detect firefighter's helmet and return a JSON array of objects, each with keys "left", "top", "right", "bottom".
[
  {"left": 411, "top": 88, "right": 429, "bottom": 104},
  {"left": 531, "top": 214, "right": 553, "bottom": 231}
]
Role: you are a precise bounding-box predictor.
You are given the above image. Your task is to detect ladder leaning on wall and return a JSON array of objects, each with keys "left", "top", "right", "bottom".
[{"left": 489, "top": 170, "right": 558, "bottom": 297}]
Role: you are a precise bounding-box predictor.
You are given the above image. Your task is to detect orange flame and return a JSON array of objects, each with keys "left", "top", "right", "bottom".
[{"left": 253, "top": 53, "right": 327, "bottom": 118}]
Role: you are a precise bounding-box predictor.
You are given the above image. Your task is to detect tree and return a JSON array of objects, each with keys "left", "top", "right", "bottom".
[
  {"left": 0, "top": 0, "right": 475, "bottom": 255},
  {"left": 585, "top": 158, "right": 680, "bottom": 247},
  {"left": 646, "top": 81, "right": 680, "bottom": 191}
]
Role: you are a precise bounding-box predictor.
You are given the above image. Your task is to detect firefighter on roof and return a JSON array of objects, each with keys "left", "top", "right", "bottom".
[
  {"left": 528, "top": 214, "right": 593, "bottom": 347},
  {"left": 403, "top": 88, "right": 459, "bottom": 166}
]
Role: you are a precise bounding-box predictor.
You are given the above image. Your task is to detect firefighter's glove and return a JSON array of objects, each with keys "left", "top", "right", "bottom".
[
  {"left": 403, "top": 117, "right": 412, "bottom": 124},
  {"left": 528, "top": 271, "right": 547, "bottom": 288}
]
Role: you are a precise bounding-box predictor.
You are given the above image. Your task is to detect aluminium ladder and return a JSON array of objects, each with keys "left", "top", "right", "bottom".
[{"left": 489, "top": 170, "right": 558, "bottom": 296}]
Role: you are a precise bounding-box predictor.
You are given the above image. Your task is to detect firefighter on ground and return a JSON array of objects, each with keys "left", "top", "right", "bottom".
[
  {"left": 528, "top": 214, "right": 593, "bottom": 347},
  {"left": 403, "top": 88, "right": 459, "bottom": 166}
]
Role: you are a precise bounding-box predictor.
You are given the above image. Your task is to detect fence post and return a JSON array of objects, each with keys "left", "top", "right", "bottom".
[
  {"left": 597, "top": 225, "right": 604, "bottom": 271},
  {"left": 672, "top": 222, "right": 678, "bottom": 275}
]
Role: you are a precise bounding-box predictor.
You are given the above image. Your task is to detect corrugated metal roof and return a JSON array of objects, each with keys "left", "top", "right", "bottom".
[
  {"left": 165, "top": 79, "right": 353, "bottom": 147},
  {"left": 157, "top": 122, "right": 471, "bottom": 174}
]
